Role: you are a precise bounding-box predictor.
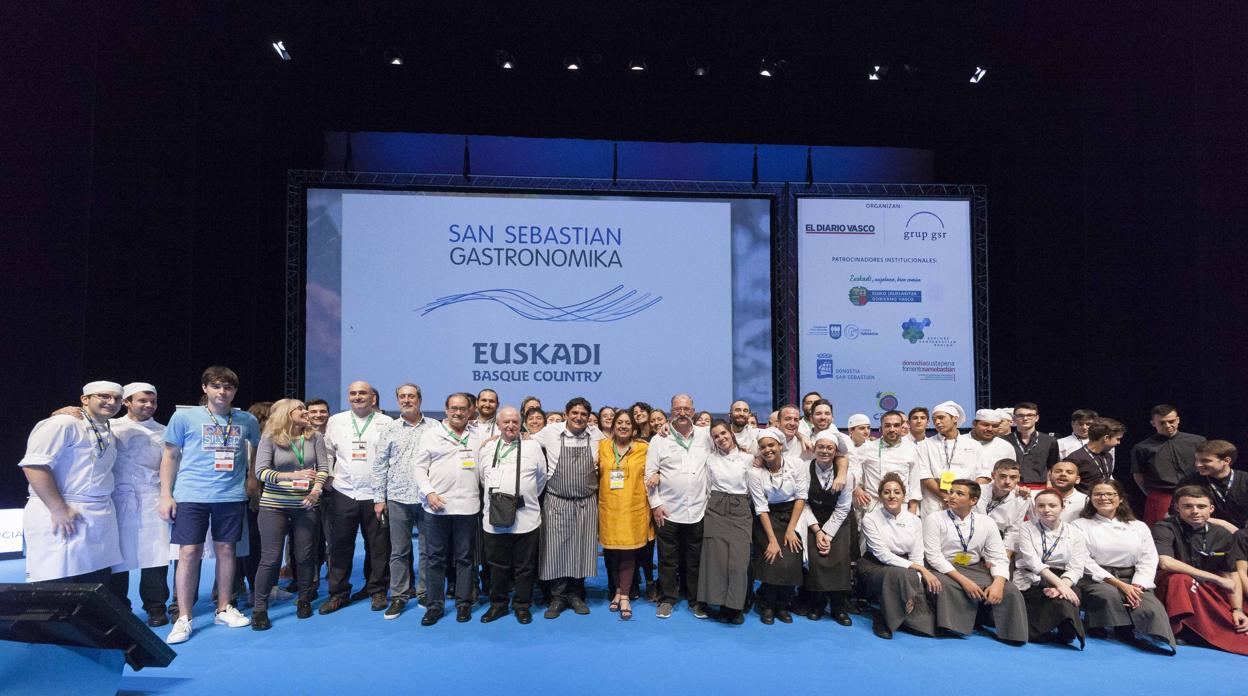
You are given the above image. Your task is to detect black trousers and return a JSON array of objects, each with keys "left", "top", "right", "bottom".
[
  {"left": 656, "top": 519, "right": 703, "bottom": 604},
  {"left": 549, "top": 577, "right": 586, "bottom": 602},
  {"left": 424, "top": 513, "right": 476, "bottom": 609},
  {"left": 254, "top": 506, "right": 320, "bottom": 611},
  {"left": 483, "top": 529, "right": 538, "bottom": 609},
  {"left": 108, "top": 565, "right": 170, "bottom": 613},
  {"left": 326, "top": 488, "right": 390, "bottom": 599}
]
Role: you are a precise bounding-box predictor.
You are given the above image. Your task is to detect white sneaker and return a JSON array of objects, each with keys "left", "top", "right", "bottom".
[
  {"left": 214, "top": 604, "right": 251, "bottom": 628},
  {"left": 166, "top": 616, "right": 192, "bottom": 644},
  {"left": 270, "top": 586, "right": 294, "bottom": 601}
]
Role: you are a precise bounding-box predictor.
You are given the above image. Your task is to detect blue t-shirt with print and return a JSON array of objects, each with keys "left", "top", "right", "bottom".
[{"left": 165, "top": 406, "right": 261, "bottom": 503}]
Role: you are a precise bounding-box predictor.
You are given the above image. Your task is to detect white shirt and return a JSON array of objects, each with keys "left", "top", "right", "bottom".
[
  {"left": 325, "top": 410, "right": 394, "bottom": 500},
  {"left": 973, "top": 436, "right": 1018, "bottom": 480},
  {"left": 862, "top": 506, "right": 925, "bottom": 568},
  {"left": 916, "top": 433, "right": 983, "bottom": 516},
  {"left": 1034, "top": 489, "right": 1088, "bottom": 524},
  {"left": 731, "top": 425, "right": 759, "bottom": 455},
  {"left": 706, "top": 447, "right": 754, "bottom": 495},
  {"left": 975, "top": 483, "right": 1029, "bottom": 551},
  {"left": 1012, "top": 520, "right": 1089, "bottom": 590},
  {"left": 477, "top": 436, "right": 547, "bottom": 534},
  {"left": 903, "top": 431, "right": 929, "bottom": 446},
  {"left": 1070, "top": 515, "right": 1159, "bottom": 589},
  {"left": 747, "top": 456, "right": 809, "bottom": 513},
  {"left": 855, "top": 438, "right": 923, "bottom": 508},
  {"left": 1057, "top": 434, "right": 1086, "bottom": 459},
  {"left": 799, "top": 461, "right": 855, "bottom": 538},
  {"left": 111, "top": 416, "right": 165, "bottom": 490},
  {"left": 531, "top": 422, "right": 604, "bottom": 473},
  {"left": 924, "top": 510, "right": 1010, "bottom": 579},
  {"left": 783, "top": 432, "right": 814, "bottom": 462},
  {"left": 469, "top": 418, "right": 499, "bottom": 440},
  {"left": 414, "top": 421, "right": 485, "bottom": 516},
  {"left": 645, "top": 427, "right": 711, "bottom": 524},
  {"left": 20, "top": 414, "right": 116, "bottom": 501}
]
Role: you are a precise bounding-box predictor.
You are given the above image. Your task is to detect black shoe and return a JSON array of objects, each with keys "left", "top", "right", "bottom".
[
  {"left": 481, "top": 605, "right": 509, "bottom": 623},
  {"left": 456, "top": 605, "right": 472, "bottom": 623},
  {"left": 383, "top": 599, "right": 407, "bottom": 620},
  {"left": 831, "top": 611, "right": 852, "bottom": 626},
  {"left": 729, "top": 609, "right": 745, "bottom": 625},
  {"left": 872, "top": 616, "right": 893, "bottom": 639},
  {"left": 296, "top": 600, "right": 313, "bottom": 619},
  {"left": 146, "top": 608, "right": 169, "bottom": 628},
  {"left": 515, "top": 607, "right": 533, "bottom": 624},
  {"left": 645, "top": 585, "right": 659, "bottom": 602},
  {"left": 776, "top": 610, "right": 793, "bottom": 624},
  {"left": 318, "top": 596, "right": 349, "bottom": 615},
  {"left": 544, "top": 599, "right": 568, "bottom": 619},
  {"left": 804, "top": 609, "right": 821, "bottom": 621},
  {"left": 421, "top": 609, "right": 444, "bottom": 626},
  {"left": 416, "top": 592, "right": 429, "bottom": 608},
  {"left": 568, "top": 595, "right": 590, "bottom": 615},
  {"left": 251, "top": 611, "right": 271, "bottom": 631},
  {"left": 350, "top": 589, "right": 370, "bottom": 602},
  {"left": 760, "top": 608, "right": 775, "bottom": 625},
  {"left": 370, "top": 593, "right": 388, "bottom": 611},
  {"left": 1087, "top": 627, "right": 1110, "bottom": 639}
]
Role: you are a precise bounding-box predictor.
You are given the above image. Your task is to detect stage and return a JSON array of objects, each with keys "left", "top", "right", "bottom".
[{"left": 2, "top": 535, "right": 1243, "bottom": 695}]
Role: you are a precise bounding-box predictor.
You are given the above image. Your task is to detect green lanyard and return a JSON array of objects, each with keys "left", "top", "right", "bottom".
[
  {"left": 612, "top": 441, "right": 631, "bottom": 469},
  {"left": 441, "top": 421, "right": 468, "bottom": 447},
  {"left": 351, "top": 412, "right": 376, "bottom": 440},
  {"left": 292, "top": 436, "right": 306, "bottom": 467},
  {"left": 671, "top": 429, "right": 692, "bottom": 452},
  {"left": 494, "top": 441, "right": 517, "bottom": 466}
]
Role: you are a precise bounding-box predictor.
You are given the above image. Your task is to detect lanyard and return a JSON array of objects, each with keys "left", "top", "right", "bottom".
[
  {"left": 81, "top": 408, "right": 112, "bottom": 457},
  {"left": 206, "top": 407, "right": 234, "bottom": 447},
  {"left": 494, "top": 439, "right": 518, "bottom": 467},
  {"left": 671, "top": 428, "right": 693, "bottom": 452},
  {"left": 441, "top": 421, "right": 468, "bottom": 447},
  {"left": 986, "top": 496, "right": 1006, "bottom": 514},
  {"left": 1012, "top": 431, "right": 1039, "bottom": 456},
  {"left": 612, "top": 441, "right": 631, "bottom": 470},
  {"left": 351, "top": 412, "right": 376, "bottom": 440},
  {"left": 292, "top": 436, "right": 306, "bottom": 467},
  {"left": 1184, "top": 523, "right": 1213, "bottom": 557},
  {"left": 1083, "top": 445, "right": 1112, "bottom": 480},
  {"left": 941, "top": 434, "right": 958, "bottom": 470},
  {"left": 947, "top": 510, "right": 975, "bottom": 552},
  {"left": 1210, "top": 472, "right": 1234, "bottom": 506},
  {"left": 1038, "top": 522, "right": 1062, "bottom": 562}
]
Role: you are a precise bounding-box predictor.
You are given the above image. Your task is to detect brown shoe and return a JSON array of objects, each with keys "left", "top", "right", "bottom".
[
  {"left": 371, "top": 593, "right": 388, "bottom": 611},
  {"left": 318, "top": 596, "right": 349, "bottom": 615}
]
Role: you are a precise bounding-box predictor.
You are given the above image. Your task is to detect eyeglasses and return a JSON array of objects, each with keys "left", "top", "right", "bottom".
[
  {"left": 1091, "top": 492, "right": 1120, "bottom": 499},
  {"left": 446, "top": 406, "right": 470, "bottom": 413},
  {"left": 1013, "top": 413, "right": 1037, "bottom": 420},
  {"left": 89, "top": 394, "right": 120, "bottom": 402}
]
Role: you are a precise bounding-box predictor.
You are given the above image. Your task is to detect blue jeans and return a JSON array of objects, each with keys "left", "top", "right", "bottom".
[{"left": 423, "top": 513, "right": 475, "bottom": 609}]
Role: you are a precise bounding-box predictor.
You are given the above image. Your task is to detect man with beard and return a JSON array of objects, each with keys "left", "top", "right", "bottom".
[{"left": 1132, "top": 404, "right": 1206, "bottom": 525}]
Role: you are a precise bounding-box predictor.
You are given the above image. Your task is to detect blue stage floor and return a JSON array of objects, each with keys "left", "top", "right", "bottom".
[{"left": 2, "top": 537, "right": 1244, "bottom": 695}]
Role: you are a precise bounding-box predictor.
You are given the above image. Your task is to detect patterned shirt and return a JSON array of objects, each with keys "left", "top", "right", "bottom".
[{"left": 371, "top": 415, "right": 437, "bottom": 504}]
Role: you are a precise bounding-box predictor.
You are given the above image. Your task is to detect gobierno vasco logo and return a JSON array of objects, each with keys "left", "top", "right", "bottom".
[
  {"left": 849, "top": 287, "right": 922, "bottom": 306},
  {"left": 849, "top": 287, "right": 869, "bottom": 305}
]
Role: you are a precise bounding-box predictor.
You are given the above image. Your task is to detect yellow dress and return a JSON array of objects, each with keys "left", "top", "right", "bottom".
[{"left": 598, "top": 438, "right": 653, "bottom": 549}]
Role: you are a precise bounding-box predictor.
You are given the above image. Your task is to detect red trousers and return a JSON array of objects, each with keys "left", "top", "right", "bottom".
[
  {"left": 1158, "top": 572, "right": 1248, "bottom": 655},
  {"left": 1142, "top": 488, "right": 1173, "bottom": 526}
]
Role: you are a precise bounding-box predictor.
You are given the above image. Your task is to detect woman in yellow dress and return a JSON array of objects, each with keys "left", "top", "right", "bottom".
[{"left": 598, "top": 409, "right": 651, "bottom": 620}]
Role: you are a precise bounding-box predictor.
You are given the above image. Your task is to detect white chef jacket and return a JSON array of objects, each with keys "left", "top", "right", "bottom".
[
  {"left": 1070, "top": 515, "right": 1159, "bottom": 589},
  {"left": 916, "top": 433, "right": 984, "bottom": 517},
  {"left": 975, "top": 483, "right": 1029, "bottom": 552},
  {"left": 110, "top": 416, "right": 170, "bottom": 571},
  {"left": 747, "top": 456, "right": 809, "bottom": 513},
  {"left": 855, "top": 438, "right": 923, "bottom": 510},
  {"left": 645, "top": 427, "right": 711, "bottom": 524},
  {"left": 706, "top": 447, "right": 754, "bottom": 495},
  {"left": 973, "top": 436, "right": 1018, "bottom": 480},
  {"left": 1012, "top": 520, "right": 1089, "bottom": 590},
  {"left": 861, "top": 506, "right": 925, "bottom": 568},
  {"left": 1039, "top": 489, "right": 1090, "bottom": 524},
  {"left": 477, "top": 436, "right": 547, "bottom": 534},
  {"left": 923, "top": 510, "right": 1009, "bottom": 579},
  {"left": 325, "top": 410, "right": 393, "bottom": 501}
]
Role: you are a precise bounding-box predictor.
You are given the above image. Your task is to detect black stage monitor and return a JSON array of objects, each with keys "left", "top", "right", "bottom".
[{"left": 0, "top": 583, "right": 176, "bottom": 671}]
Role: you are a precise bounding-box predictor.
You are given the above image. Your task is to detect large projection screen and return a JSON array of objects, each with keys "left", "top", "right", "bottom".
[
  {"left": 304, "top": 186, "right": 773, "bottom": 413},
  {"left": 796, "top": 196, "right": 978, "bottom": 423}
]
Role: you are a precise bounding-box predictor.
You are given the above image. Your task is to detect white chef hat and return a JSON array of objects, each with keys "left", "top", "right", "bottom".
[
  {"left": 123, "top": 382, "right": 157, "bottom": 399},
  {"left": 846, "top": 413, "right": 871, "bottom": 428},
  {"left": 813, "top": 430, "right": 841, "bottom": 445},
  {"left": 995, "top": 408, "right": 1014, "bottom": 423},
  {"left": 932, "top": 400, "right": 965, "bottom": 426},
  {"left": 756, "top": 427, "right": 787, "bottom": 446},
  {"left": 973, "top": 408, "right": 1003, "bottom": 424},
  {"left": 82, "top": 381, "right": 123, "bottom": 396}
]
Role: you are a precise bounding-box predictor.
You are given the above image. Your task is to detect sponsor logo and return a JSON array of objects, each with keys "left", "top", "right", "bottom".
[
  {"left": 816, "top": 353, "right": 835, "bottom": 379},
  {"left": 845, "top": 324, "right": 860, "bottom": 340},
  {"left": 804, "top": 223, "right": 877, "bottom": 235},
  {"left": 876, "top": 391, "right": 899, "bottom": 411},
  {"left": 849, "top": 287, "right": 922, "bottom": 305},
  {"left": 901, "top": 317, "right": 931, "bottom": 343},
  {"left": 903, "top": 211, "right": 949, "bottom": 242},
  {"left": 901, "top": 359, "right": 957, "bottom": 381},
  {"left": 828, "top": 323, "right": 843, "bottom": 339}
]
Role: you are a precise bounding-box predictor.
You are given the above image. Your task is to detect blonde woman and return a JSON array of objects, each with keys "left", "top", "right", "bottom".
[{"left": 251, "top": 399, "right": 329, "bottom": 630}]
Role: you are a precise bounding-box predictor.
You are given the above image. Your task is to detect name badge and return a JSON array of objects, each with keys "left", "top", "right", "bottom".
[
  {"left": 953, "top": 552, "right": 973, "bottom": 566},
  {"left": 609, "top": 469, "right": 626, "bottom": 490},
  {"left": 291, "top": 479, "right": 311, "bottom": 490},
  {"left": 939, "top": 470, "right": 956, "bottom": 491},
  {"left": 352, "top": 440, "right": 368, "bottom": 460},
  {"left": 214, "top": 449, "right": 235, "bottom": 472},
  {"left": 460, "top": 448, "right": 476, "bottom": 468}
]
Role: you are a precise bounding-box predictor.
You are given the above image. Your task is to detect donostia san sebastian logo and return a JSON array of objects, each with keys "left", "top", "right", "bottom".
[
  {"left": 848, "top": 286, "right": 869, "bottom": 306},
  {"left": 903, "top": 211, "right": 948, "bottom": 242},
  {"left": 901, "top": 317, "right": 931, "bottom": 343}
]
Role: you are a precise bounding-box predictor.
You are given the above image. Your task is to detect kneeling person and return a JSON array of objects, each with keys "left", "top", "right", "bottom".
[{"left": 923, "top": 479, "right": 1028, "bottom": 644}]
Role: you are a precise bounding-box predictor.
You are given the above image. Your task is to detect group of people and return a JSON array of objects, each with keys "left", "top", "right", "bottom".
[{"left": 18, "top": 372, "right": 1248, "bottom": 657}]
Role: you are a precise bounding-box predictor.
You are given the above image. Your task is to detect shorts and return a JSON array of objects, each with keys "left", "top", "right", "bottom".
[{"left": 171, "top": 501, "right": 246, "bottom": 545}]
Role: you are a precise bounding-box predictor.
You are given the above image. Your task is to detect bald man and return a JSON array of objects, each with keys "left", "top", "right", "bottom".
[{"left": 321, "top": 381, "right": 394, "bottom": 614}]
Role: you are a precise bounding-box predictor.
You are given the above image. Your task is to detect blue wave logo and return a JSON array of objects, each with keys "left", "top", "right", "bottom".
[{"left": 420, "top": 285, "right": 662, "bottom": 322}]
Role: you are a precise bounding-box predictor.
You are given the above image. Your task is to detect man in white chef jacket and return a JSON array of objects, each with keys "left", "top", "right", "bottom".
[{"left": 20, "top": 381, "right": 125, "bottom": 590}]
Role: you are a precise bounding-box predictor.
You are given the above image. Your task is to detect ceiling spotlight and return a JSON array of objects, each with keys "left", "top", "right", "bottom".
[
  {"left": 628, "top": 59, "right": 646, "bottom": 72},
  {"left": 868, "top": 64, "right": 889, "bottom": 81},
  {"left": 271, "top": 40, "right": 291, "bottom": 61},
  {"left": 495, "top": 50, "right": 515, "bottom": 70},
  {"left": 759, "top": 59, "right": 785, "bottom": 78},
  {"left": 688, "top": 57, "right": 709, "bottom": 77},
  {"left": 970, "top": 66, "right": 988, "bottom": 83},
  {"left": 564, "top": 55, "right": 581, "bottom": 71},
  {"left": 386, "top": 50, "right": 403, "bottom": 66}
]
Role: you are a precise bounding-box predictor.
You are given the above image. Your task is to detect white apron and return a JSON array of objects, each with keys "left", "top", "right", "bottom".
[
  {"left": 112, "top": 485, "right": 171, "bottom": 571},
  {"left": 24, "top": 495, "right": 122, "bottom": 582}
]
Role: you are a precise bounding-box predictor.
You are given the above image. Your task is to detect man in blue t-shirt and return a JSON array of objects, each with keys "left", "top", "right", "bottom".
[{"left": 158, "top": 366, "right": 261, "bottom": 644}]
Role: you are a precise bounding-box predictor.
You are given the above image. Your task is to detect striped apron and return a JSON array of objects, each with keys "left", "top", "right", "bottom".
[{"left": 539, "top": 432, "right": 599, "bottom": 580}]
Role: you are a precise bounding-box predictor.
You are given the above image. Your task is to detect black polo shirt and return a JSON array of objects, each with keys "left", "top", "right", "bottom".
[
  {"left": 1152, "top": 518, "right": 1242, "bottom": 574},
  {"left": 1177, "top": 470, "right": 1248, "bottom": 528},
  {"left": 1007, "top": 430, "right": 1060, "bottom": 484},
  {"left": 1066, "top": 445, "right": 1115, "bottom": 494},
  {"left": 1131, "top": 431, "right": 1206, "bottom": 489}
]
